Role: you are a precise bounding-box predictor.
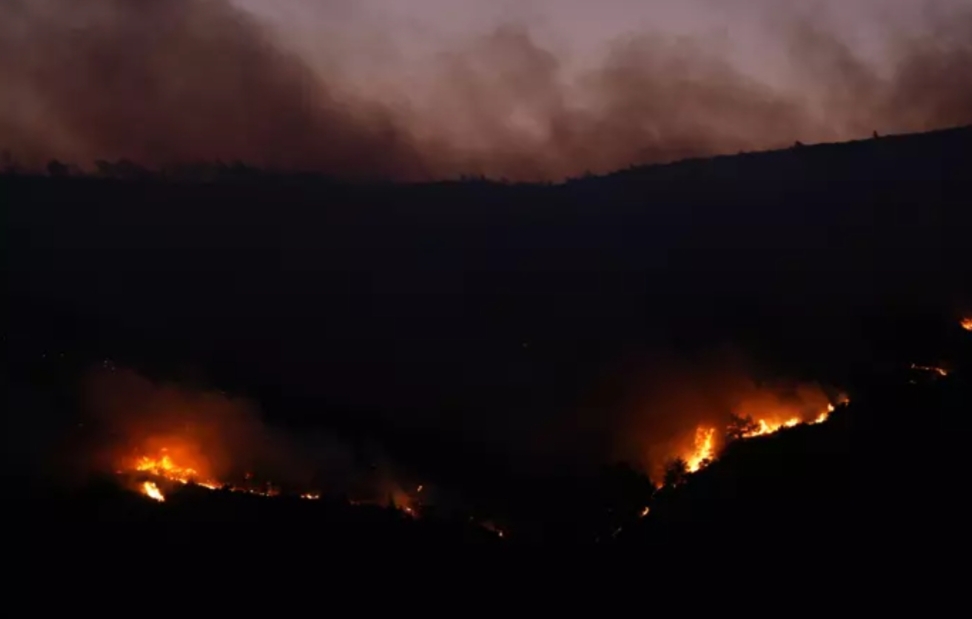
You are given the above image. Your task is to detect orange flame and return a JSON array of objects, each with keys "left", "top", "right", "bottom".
[
  {"left": 142, "top": 481, "right": 165, "bottom": 502},
  {"left": 132, "top": 449, "right": 215, "bottom": 486},
  {"left": 679, "top": 401, "right": 839, "bottom": 475},
  {"left": 740, "top": 417, "right": 802, "bottom": 438},
  {"left": 685, "top": 427, "right": 716, "bottom": 472},
  {"left": 961, "top": 318, "right": 972, "bottom": 331},
  {"left": 910, "top": 363, "right": 948, "bottom": 376},
  {"left": 122, "top": 447, "right": 310, "bottom": 501},
  {"left": 813, "top": 404, "right": 834, "bottom": 424}
]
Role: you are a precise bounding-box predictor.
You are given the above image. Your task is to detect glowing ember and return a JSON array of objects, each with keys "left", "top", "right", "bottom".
[
  {"left": 640, "top": 506, "right": 650, "bottom": 518},
  {"left": 481, "top": 521, "right": 505, "bottom": 538},
  {"left": 961, "top": 318, "right": 972, "bottom": 331},
  {"left": 300, "top": 493, "right": 320, "bottom": 500},
  {"left": 685, "top": 427, "right": 716, "bottom": 472},
  {"left": 142, "top": 481, "right": 165, "bottom": 502},
  {"left": 910, "top": 363, "right": 948, "bottom": 376}
]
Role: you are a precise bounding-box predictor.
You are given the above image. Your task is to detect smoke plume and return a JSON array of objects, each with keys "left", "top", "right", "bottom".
[
  {"left": 609, "top": 349, "right": 837, "bottom": 479},
  {"left": 82, "top": 366, "right": 298, "bottom": 480},
  {"left": 78, "top": 364, "right": 415, "bottom": 499},
  {"left": 1, "top": 0, "right": 970, "bottom": 180}
]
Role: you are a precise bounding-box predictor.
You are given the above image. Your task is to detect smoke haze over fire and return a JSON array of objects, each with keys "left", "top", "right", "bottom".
[
  {"left": 69, "top": 349, "right": 844, "bottom": 498},
  {"left": 83, "top": 366, "right": 300, "bottom": 483},
  {"left": 79, "top": 365, "right": 415, "bottom": 501},
  {"left": 610, "top": 350, "right": 841, "bottom": 479},
  {"left": 1, "top": 0, "right": 970, "bottom": 180}
]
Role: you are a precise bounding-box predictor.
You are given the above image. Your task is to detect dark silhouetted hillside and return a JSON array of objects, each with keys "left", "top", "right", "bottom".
[{"left": 4, "top": 125, "right": 972, "bottom": 559}]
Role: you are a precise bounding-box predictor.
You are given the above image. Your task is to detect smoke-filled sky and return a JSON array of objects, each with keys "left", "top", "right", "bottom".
[{"left": 1, "top": 0, "right": 971, "bottom": 180}]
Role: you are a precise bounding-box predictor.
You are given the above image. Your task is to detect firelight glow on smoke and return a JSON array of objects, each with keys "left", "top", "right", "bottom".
[
  {"left": 618, "top": 349, "right": 849, "bottom": 482},
  {"left": 680, "top": 401, "right": 838, "bottom": 476},
  {"left": 86, "top": 365, "right": 451, "bottom": 521},
  {"left": 2, "top": 0, "right": 971, "bottom": 180}
]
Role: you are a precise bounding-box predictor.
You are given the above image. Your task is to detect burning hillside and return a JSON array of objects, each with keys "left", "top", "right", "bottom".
[
  {"left": 112, "top": 435, "right": 438, "bottom": 518},
  {"left": 75, "top": 355, "right": 862, "bottom": 543},
  {"left": 678, "top": 400, "right": 839, "bottom": 476},
  {"left": 121, "top": 456, "right": 337, "bottom": 504},
  {"left": 82, "top": 365, "right": 429, "bottom": 514},
  {"left": 113, "top": 441, "right": 470, "bottom": 535},
  {"left": 117, "top": 446, "right": 292, "bottom": 501},
  {"left": 613, "top": 350, "right": 849, "bottom": 482}
]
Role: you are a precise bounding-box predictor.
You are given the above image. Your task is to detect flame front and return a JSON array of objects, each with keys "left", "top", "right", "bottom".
[
  {"left": 814, "top": 405, "right": 833, "bottom": 424},
  {"left": 741, "top": 417, "right": 802, "bottom": 438},
  {"left": 685, "top": 427, "right": 716, "bottom": 472},
  {"left": 142, "top": 481, "right": 165, "bottom": 502},
  {"left": 132, "top": 449, "right": 216, "bottom": 486},
  {"left": 678, "top": 400, "right": 840, "bottom": 476},
  {"left": 123, "top": 448, "right": 291, "bottom": 501}
]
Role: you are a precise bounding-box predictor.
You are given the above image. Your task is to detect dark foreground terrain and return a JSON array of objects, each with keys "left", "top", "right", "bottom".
[{"left": 4, "top": 126, "right": 972, "bottom": 568}]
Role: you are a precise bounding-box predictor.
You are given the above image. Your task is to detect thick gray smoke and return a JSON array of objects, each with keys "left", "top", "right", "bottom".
[{"left": 1, "top": 0, "right": 970, "bottom": 180}]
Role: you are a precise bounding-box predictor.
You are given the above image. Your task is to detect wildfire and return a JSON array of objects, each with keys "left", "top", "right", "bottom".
[
  {"left": 814, "top": 405, "right": 833, "bottom": 424},
  {"left": 133, "top": 450, "right": 215, "bottom": 486},
  {"left": 142, "top": 481, "right": 164, "bottom": 502},
  {"left": 740, "top": 417, "right": 801, "bottom": 438},
  {"left": 961, "top": 318, "right": 972, "bottom": 331},
  {"left": 684, "top": 427, "right": 716, "bottom": 473},
  {"left": 910, "top": 363, "right": 948, "bottom": 377},
  {"left": 123, "top": 448, "right": 299, "bottom": 502},
  {"left": 679, "top": 400, "right": 840, "bottom": 477}
]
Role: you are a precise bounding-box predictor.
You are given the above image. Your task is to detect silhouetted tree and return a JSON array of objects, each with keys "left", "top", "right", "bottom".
[
  {"left": 46, "top": 159, "right": 69, "bottom": 177},
  {"left": 94, "top": 160, "right": 113, "bottom": 177},
  {"left": 228, "top": 161, "right": 254, "bottom": 179},
  {"left": 726, "top": 414, "right": 759, "bottom": 442},
  {"left": 596, "top": 461, "right": 655, "bottom": 526},
  {"left": 663, "top": 458, "right": 688, "bottom": 487},
  {"left": 94, "top": 158, "right": 151, "bottom": 179},
  {"left": 113, "top": 159, "right": 151, "bottom": 180}
]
